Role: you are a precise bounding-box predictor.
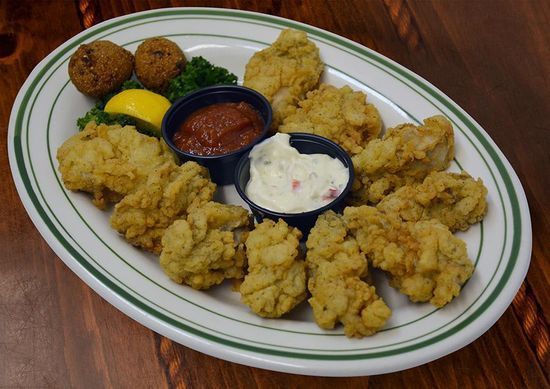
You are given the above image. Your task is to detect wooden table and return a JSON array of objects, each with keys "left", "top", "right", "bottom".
[{"left": 1, "top": 0, "right": 548, "bottom": 387}]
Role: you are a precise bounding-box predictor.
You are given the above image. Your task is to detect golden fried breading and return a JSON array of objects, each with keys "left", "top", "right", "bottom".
[
  {"left": 240, "top": 219, "right": 306, "bottom": 318},
  {"left": 159, "top": 202, "right": 251, "bottom": 290},
  {"left": 306, "top": 211, "right": 391, "bottom": 337},
  {"left": 69, "top": 40, "right": 134, "bottom": 98},
  {"left": 110, "top": 161, "right": 215, "bottom": 254},
  {"left": 351, "top": 115, "right": 455, "bottom": 204},
  {"left": 56, "top": 122, "right": 176, "bottom": 209},
  {"left": 134, "top": 37, "right": 186, "bottom": 93},
  {"left": 279, "top": 84, "right": 382, "bottom": 155},
  {"left": 377, "top": 171, "right": 488, "bottom": 231},
  {"left": 343, "top": 206, "right": 473, "bottom": 307},
  {"left": 243, "top": 28, "right": 323, "bottom": 128}
]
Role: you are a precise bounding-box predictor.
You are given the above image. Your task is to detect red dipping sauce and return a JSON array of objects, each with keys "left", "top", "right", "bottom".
[{"left": 173, "top": 101, "right": 264, "bottom": 156}]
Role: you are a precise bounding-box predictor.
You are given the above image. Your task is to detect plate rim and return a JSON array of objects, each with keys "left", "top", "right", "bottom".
[{"left": 7, "top": 7, "right": 532, "bottom": 376}]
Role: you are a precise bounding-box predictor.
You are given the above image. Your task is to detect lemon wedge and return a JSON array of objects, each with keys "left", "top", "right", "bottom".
[{"left": 104, "top": 89, "right": 171, "bottom": 136}]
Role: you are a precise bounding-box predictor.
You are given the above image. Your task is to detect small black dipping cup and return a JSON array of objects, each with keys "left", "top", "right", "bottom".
[
  {"left": 161, "top": 85, "right": 272, "bottom": 185},
  {"left": 234, "top": 133, "right": 354, "bottom": 235}
]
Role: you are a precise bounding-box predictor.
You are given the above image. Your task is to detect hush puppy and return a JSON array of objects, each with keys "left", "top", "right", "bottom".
[
  {"left": 68, "top": 40, "right": 134, "bottom": 98},
  {"left": 134, "top": 37, "right": 186, "bottom": 92}
]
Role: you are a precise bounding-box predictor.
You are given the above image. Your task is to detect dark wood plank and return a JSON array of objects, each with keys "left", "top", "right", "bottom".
[
  {"left": 0, "top": 0, "right": 169, "bottom": 387},
  {"left": 1, "top": 0, "right": 548, "bottom": 387},
  {"left": 0, "top": 0, "right": 80, "bottom": 386}
]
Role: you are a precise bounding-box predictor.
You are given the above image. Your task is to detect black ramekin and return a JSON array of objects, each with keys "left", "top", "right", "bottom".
[
  {"left": 234, "top": 133, "right": 355, "bottom": 235},
  {"left": 161, "top": 85, "right": 273, "bottom": 185}
]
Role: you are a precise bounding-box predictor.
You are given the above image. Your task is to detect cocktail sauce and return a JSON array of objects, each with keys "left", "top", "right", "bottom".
[{"left": 173, "top": 101, "right": 264, "bottom": 155}]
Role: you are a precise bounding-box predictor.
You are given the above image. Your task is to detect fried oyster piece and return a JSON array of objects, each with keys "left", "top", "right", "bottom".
[
  {"left": 160, "top": 202, "right": 252, "bottom": 290},
  {"left": 240, "top": 219, "right": 306, "bottom": 318},
  {"left": 56, "top": 122, "right": 176, "bottom": 209},
  {"left": 243, "top": 28, "right": 323, "bottom": 128},
  {"left": 306, "top": 211, "right": 391, "bottom": 338},
  {"left": 343, "top": 206, "right": 474, "bottom": 308},
  {"left": 377, "top": 171, "right": 488, "bottom": 232},
  {"left": 279, "top": 84, "right": 382, "bottom": 155},
  {"left": 110, "top": 161, "right": 216, "bottom": 254},
  {"left": 351, "top": 115, "right": 455, "bottom": 205}
]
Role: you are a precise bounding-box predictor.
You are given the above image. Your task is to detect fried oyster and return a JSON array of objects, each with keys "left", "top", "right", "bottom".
[
  {"left": 159, "top": 202, "right": 252, "bottom": 290},
  {"left": 377, "top": 171, "right": 488, "bottom": 232},
  {"left": 243, "top": 28, "right": 323, "bottom": 128},
  {"left": 240, "top": 219, "right": 307, "bottom": 318},
  {"left": 343, "top": 206, "right": 474, "bottom": 308},
  {"left": 279, "top": 84, "right": 382, "bottom": 155},
  {"left": 351, "top": 115, "right": 455, "bottom": 205},
  {"left": 56, "top": 122, "right": 176, "bottom": 209},
  {"left": 110, "top": 161, "right": 216, "bottom": 254},
  {"left": 306, "top": 211, "right": 391, "bottom": 338}
]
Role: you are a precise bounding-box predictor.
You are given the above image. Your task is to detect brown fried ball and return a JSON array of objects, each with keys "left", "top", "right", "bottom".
[
  {"left": 134, "top": 37, "right": 186, "bottom": 92},
  {"left": 68, "top": 40, "right": 134, "bottom": 98}
]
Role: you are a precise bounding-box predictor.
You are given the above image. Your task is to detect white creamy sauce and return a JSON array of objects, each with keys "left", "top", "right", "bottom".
[{"left": 245, "top": 133, "right": 349, "bottom": 213}]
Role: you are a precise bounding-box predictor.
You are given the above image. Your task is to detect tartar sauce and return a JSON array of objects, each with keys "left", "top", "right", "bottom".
[{"left": 245, "top": 133, "right": 349, "bottom": 213}]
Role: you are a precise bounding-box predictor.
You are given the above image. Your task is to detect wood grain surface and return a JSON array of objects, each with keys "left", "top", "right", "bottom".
[{"left": 1, "top": 0, "right": 548, "bottom": 387}]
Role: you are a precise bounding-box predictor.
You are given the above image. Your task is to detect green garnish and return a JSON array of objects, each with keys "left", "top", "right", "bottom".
[
  {"left": 164, "top": 56, "right": 238, "bottom": 102},
  {"left": 76, "top": 104, "right": 138, "bottom": 130}
]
